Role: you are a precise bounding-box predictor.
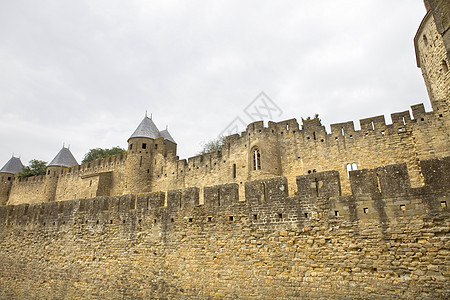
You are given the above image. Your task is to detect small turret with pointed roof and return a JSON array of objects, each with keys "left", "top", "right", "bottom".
[
  {"left": 0, "top": 156, "right": 24, "bottom": 175},
  {"left": 159, "top": 127, "right": 177, "bottom": 144},
  {"left": 48, "top": 146, "right": 78, "bottom": 168},
  {"left": 128, "top": 114, "right": 161, "bottom": 142},
  {"left": 0, "top": 156, "right": 23, "bottom": 204}
]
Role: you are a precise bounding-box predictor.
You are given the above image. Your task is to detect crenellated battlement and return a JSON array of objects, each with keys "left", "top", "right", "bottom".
[
  {"left": 2, "top": 99, "right": 448, "bottom": 207},
  {"left": 1, "top": 156, "right": 447, "bottom": 230},
  {"left": 61, "top": 152, "right": 127, "bottom": 178},
  {"left": 1, "top": 5, "right": 449, "bottom": 298}
]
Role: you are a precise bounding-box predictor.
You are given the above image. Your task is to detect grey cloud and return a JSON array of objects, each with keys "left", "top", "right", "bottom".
[{"left": 0, "top": 0, "right": 429, "bottom": 165}]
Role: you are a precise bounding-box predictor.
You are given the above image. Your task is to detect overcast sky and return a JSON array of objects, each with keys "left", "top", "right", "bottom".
[{"left": 0, "top": 0, "right": 430, "bottom": 166}]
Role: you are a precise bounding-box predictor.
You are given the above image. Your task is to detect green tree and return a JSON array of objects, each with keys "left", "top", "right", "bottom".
[
  {"left": 82, "top": 146, "right": 126, "bottom": 164},
  {"left": 198, "top": 136, "right": 226, "bottom": 156},
  {"left": 18, "top": 160, "right": 47, "bottom": 178}
]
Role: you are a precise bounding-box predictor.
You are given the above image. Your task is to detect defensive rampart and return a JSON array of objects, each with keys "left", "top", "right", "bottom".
[{"left": 0, "top": 156, "right": 448, "bottom": 299}]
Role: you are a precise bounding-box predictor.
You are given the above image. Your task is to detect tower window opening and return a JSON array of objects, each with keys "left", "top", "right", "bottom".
[
  {"left": 286, "top": 124, "right": 289, "bottom": 130},
  {"left": 442, "top": 60, "right": 449, "bottom": 73},
  {"left": 7, "top": 177, "right": 11, "bottom": 181},
  {"left": 252, "top": 148, "right": 261, "bottom": 170},
  {"left": 142, "top": 143, "right": 147, "bottom": 149},
  {"left": 402, "top": 117, "right": 406, "bottom": 126},
  {"left": 371, "top": 121, "right": 375, "bottom": 131},
  {"left": 346, "top": 163, "right": 358, "bottom": 177},
  {"left": 139, "top": 156, "right": 143, "bottom": 167},
  {"left": 154, "top": 144, "right": 158, "bottom": 149},
  {"left": 341, "top": 127, "right": 344, "bottom": 136},
  {"left": 376, "top": 173, "right": 382, "bottom": 193},
  {"left": 129, "top": 144, "right": 133, "bottom": 150},
  {"left": 423, "top": 34, "right": 428, "bottom": 46},
  {"left": 313, "top": 132, "right": 316, "bottom": 140},
  {"left": 232, "top": 164, "right": 237, "bottom": 178}
]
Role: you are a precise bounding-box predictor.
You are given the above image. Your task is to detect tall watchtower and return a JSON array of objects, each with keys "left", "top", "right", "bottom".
[{"left": 124, "top": 114, "right": 177, "bottom": 194}]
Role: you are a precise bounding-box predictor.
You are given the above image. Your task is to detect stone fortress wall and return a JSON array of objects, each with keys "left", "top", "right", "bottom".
[
  {"left": 0, "top": 1, "right": 449, "bottom": 298},
  {"left": 0, "top": 156, "right": 448, "bottom": 298},
  {"left": 1, "top": 5, "right": 449, "bottom": 206},
  {"left": 2, "top": 101, "right": 449, "bottom": 207}
]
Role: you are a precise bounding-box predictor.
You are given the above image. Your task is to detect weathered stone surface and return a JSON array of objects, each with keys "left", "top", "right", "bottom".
[{"left": 0, "top": 158, "right": 448, "bottom": 299}]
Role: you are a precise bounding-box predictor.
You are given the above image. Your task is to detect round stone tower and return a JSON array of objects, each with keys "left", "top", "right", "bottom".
[
  {"left": 124, "top": 115, "right": 159, "bottom": 194},
  {"left": 0, "top": 156, "right": 23, "bottom": 205},
  {"left": 44, "top": 146, "right": 78, "bottom": 202},
  {"left": 414, "top": 2, "right": 450, "bottom": 116}
]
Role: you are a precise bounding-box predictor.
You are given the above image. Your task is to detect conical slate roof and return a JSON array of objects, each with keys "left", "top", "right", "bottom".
[
  {"left": 159, "top": 129, "right": 176, "bottom": 144},
  {"left": 128, "top": 116, "right": 161, "bottom": 141},
  {"left": 0, "top": 156, "right": 24, "bottom": 174},
  {"left": 48, "top": 147, "right": 79, "bottom": 168}
]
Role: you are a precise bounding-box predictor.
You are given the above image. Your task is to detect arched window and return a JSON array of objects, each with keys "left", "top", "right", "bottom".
[
  {"left": 252, "top": 148, "right": 261, "bottom": 170},
  {"left": 346, "top": 162, "right": 358, "bottom": 177}
]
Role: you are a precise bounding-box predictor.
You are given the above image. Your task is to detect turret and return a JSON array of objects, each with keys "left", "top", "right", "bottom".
[
  {"left": 159, "top": 127, "right": 177, "bottom": 157},
  {"left": 124, "top": 114, "right": 177, "bottom": 194},
  {"left": 0, "top": 156, "right": 23, "bottom": 204},
  {"left": 245, "top": 121, "right": 283, "bottom": 181},
  {"left": 414, "top": 5, "right": 450, "bottom": 116},
  {"left": 44, "top": 146, "right": 78, "bottom": 202}
]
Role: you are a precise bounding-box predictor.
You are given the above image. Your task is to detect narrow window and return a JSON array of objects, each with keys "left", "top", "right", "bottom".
[
  {"left": 441, "top": 201, "right": 447, "bottom": 208},
  {"left": 400, "top": 204, "right": 406, "bottom": 211},
  {"left": 376, "top": 173, "right": 382, "bottom": 193},
  {"left": 142, "top": 143, "right": 147, "bottom": 149},
  {"left": 371, "top": 121, "right": 375, "bottom": 131},
  {"left": 402, "top": 117, "right": 406, "bottom": 126},
  {"left": 129, "top": 144, "right": 133, "bottom": 150},
  {"left": 154, "top": 144, "right": 158, "bottom": 149},
  {"left": 313, "top": 132, "right": 316, "bottom": 140},
  {"left": 423, "top": 34, "right": 428, "bottom": 46},
  {"left": 229, "top": 216, "right": 234, "bottom": 221},
  {"left": 252, "top": 148, "right": 261, "bottom": 170},
  {"left": 139, "top": 156, "right": 143, "bottom": 167},
  {"left": 89, "top": 180, "right": 92, "bottom": 187},
  {"left": 286, "top": 124, "right": 289, "bottom": 131},
  {"left": 346, "top": 163, "right": 352, "bottom": 177},
  {"left": 351, "top": 163, "right": 357, "bottom": 171},
  {"left": 341, "top": 127, "right": 344, "bottom": 136},
  {"left": 363, "top": 208, "right": 369, "bottom": 214},
  {"left": 334, "top": 210, "right": 340, "bottom": 217},
  {"left": 7, "top": 177, "right": 11, "bottom": 181},
  {"left": 442, "top": 60, "right": 449, "bottom": 73},
  {"left": 232, "top": 164, "right": 237, "bottom": 178}
]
